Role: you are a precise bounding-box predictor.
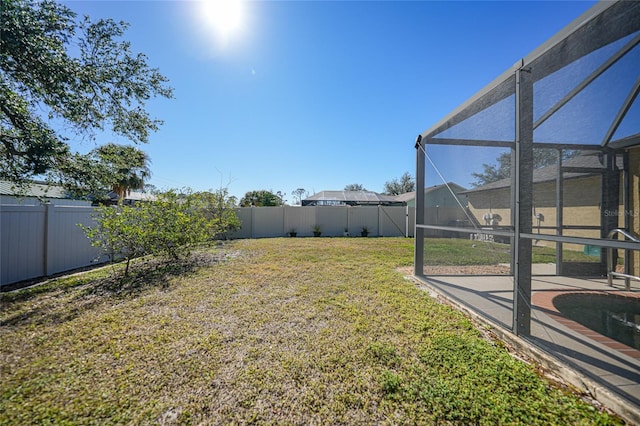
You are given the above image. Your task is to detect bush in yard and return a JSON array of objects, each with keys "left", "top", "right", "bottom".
[
  {"left": 190, "top": 188, "right": 241, "bottom": 240},
  {"left": 83, "top": 189, "right": 239, "bottom": 276},
  {"left": 82, "top": 203, "right": 147, "bottom": 275}
]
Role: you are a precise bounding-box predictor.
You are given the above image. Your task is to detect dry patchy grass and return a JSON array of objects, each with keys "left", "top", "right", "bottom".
[{"left": 0, "top": 238, "right": 621, "bottom": 424}]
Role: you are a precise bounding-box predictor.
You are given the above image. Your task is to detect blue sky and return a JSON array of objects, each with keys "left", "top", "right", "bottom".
[{"left": 63, "top": 0, "right": 596, "bottom": 202}]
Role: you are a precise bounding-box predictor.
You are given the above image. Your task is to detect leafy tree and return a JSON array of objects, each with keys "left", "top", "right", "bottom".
[
  {"left": 192, "top": 189, "right": 241, "bottom": 240},
  {"left": 85, "top": 202, "right": 151, "bottom": 276},
  {"left": 54, "top": 143, "right": 151, "bottom": 203},
  {"left": 471, "top": 149, "right": 581, "bottom": 187},
  {"left": 240, "top": 190, "right": 283, "bottom": 207},
  {"left": 143, "top": 183, "right": 160, "bottom": 194},
  {"left": 275, "top": 190, "right": 286, "bottom": 205},
  {"left": 54, "top": 151, "right": 111, "bottom": 201},
  {"left": 83, "top": 189, "right": 239, "bottom": 277},
  {"left": 344, "top": 183, "right": 366, "bottom": 191},
  {"left": 0, "top": 0, "right": 173, "bottom": 187},
  {"left": 139, "top": 191, "right": 210, "bottom": 260},
  {"left": 383, "top": 172, "right": 415, "bottom": 195},
  {"left": 291, "top": 188, "right": 308, "bottom": 205},
  {"left": 95, "top": 143, "right": 151, "bottom": 202}
]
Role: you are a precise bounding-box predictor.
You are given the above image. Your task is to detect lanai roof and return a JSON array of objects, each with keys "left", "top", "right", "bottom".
[{"left": 420, "top": 1, "right": 640, "bottom": 151}]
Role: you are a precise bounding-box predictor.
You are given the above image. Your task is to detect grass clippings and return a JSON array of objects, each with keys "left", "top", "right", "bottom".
[{"left": 0, "top": 238, "right": 621, "bottom": 424}]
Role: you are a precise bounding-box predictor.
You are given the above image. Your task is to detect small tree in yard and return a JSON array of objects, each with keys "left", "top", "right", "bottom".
[
  {"left": 84, "top": 203, "right": 148, "bottom": 276},
  {"left": 139, "top": 191, "right": 208, "bottom": 261},
  {"left": 83, "top": 189, "right": 239, "bottom": 277},
  {"left": 190, "top": 189, "right": 241, "bottom": 240}
]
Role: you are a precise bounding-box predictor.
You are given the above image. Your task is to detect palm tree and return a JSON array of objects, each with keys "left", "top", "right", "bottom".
[{"left": 95, "top": 143, "right": 151, "bottom": 203}]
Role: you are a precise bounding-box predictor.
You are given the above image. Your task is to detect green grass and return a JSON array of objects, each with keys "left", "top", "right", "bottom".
[
  {"left": 423, "top": 237, "right": 598, "bottom": 265},
  {"left": 0, "top": 238, "right": 620, "bottom": 424}
]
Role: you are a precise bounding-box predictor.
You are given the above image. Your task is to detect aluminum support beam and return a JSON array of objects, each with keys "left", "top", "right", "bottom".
[
  {"left": 556, "top": 149, "right": 564, "bottom": 275},
  {"left": 414, "top": 135, "right": 425, "bottom": 277},
  {"left": 513, "top": 65, "right": 534, "bottom": 337}
]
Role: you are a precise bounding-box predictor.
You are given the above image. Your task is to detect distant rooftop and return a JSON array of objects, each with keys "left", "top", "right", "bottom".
[
  {"left": 462, "top": 153, "right": 624, "bottom": 193},
  {"left": 0, "top": 180, "right": 156, "bottom": 204},
  {"left": 302, "top": 190, "right": 402, "bottom": 206},
  {"left": 0, "top": 180, "right": 69, "bottom": 199},
  {"left": 394, "top": 182, "right": 467, "bottom": 203}
]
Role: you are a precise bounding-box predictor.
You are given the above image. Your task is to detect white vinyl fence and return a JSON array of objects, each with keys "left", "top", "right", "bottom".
[
  {"left": 2, "top": 204, "right": 427, "bottom": 287},
  {"left": 230, "top": 206, "right": 415, "bottom": 239},
  {"left": 1, "top": 204, "right": 105, "bottom": 287}
]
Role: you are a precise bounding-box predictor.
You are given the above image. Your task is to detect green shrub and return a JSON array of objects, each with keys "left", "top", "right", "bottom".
[{"left": 83, "top": 189, "right": 239, "bottom": 276}]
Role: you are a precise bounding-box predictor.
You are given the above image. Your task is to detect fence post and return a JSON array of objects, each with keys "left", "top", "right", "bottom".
[
  {"left": 250, "top": 206, "right": 255, "bottom": 239},
  {"left": 405, "top": 205, "right": 409, "bottom": 238},
  {"left": 44, "top": 203, "right": 55, "bottom": 276}
]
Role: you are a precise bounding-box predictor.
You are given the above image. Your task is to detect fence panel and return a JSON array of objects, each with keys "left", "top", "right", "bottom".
[
  {"left": 47, "top": 206, "right": 105, "bottom": 276},
  {"left": 1, "top": 205, "right": 105, "bottom": 287},
  {"left": 316, "top": 206, "right": 349, "bottom": 236},
  {"left": 379, "top": 206, "right": 408, "bottom": 237},
  {"left": 232, "top": 208, "right": 252, "bottom": 239},
  {"left": 1, "top": 205, "right": 46, "bottom": 285},
  {"left": 284, "top": 206, "right": 315, "bottom": 237},
  {"left": 348, "top": 207, "right": 380, "bottom": 236},
  {"left": 252, "top": 207, "right": 285, "bottom": 238}
]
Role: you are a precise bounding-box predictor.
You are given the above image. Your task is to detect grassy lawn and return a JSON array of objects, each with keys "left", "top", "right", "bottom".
[
  {"left": 1, "top": 238, "right": 619, "bottom": 424},
  {"left": 423, "top": 237, "right": 598, "bottom": 265}
]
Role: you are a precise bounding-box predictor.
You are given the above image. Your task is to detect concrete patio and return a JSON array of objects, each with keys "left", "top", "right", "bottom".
[{"left": 411, "top": 266, "right": 640, "bottom": 424}]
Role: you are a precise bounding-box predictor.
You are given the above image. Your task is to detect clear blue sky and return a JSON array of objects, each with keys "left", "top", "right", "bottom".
[{"left": 63, "top": 0, "right": 596, "bottom": 202}]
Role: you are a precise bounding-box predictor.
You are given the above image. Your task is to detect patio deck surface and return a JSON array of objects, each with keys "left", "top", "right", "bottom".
[{"left": 411, "top": 266, "right": 640, "bottom": 424}]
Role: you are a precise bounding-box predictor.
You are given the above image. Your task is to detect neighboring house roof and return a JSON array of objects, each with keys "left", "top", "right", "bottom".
[
  {"left": 0, "top": 180, "right": 70, "bottom": 199},
  {"left": 392, "top": 191, "right": 416, "bottom": 204},
  {"left": 0, "top": 180, "right": 156, "bottom": 204},
  {"left": 462, "top": 153, "right": 624, "bottom": 194},
  {"left": 302, "top": 190, "right": 400, "bottom": 206},
  {"left": 105, "top": 190, "right": 157, "bottom": 203},
  {"left": 303, "top": 184, "right": 469, "bottom": 206},
  {"left": 394, "top": 182, "right": 468, "bottom": 202},
  {"left": 0, "top": 180, "right": 93, "bottom": 206}
]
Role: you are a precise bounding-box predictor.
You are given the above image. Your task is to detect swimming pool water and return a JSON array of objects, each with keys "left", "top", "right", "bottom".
[{"left": 553, "top": 293, "right": 640, "bottom": 350}]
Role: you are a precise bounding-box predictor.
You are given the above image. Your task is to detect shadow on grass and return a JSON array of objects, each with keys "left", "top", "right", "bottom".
[
  {"left": 1, "top": 250, "right": 231, "bottom": 327},
  {"left": 85, "top": 253, "right": 215, "bottom": 297}
]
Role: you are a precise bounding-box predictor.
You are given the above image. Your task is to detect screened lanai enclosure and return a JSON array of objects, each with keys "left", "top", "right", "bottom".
[{"left": 414, "top": 1, "right": 640, "bottom": 418}]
